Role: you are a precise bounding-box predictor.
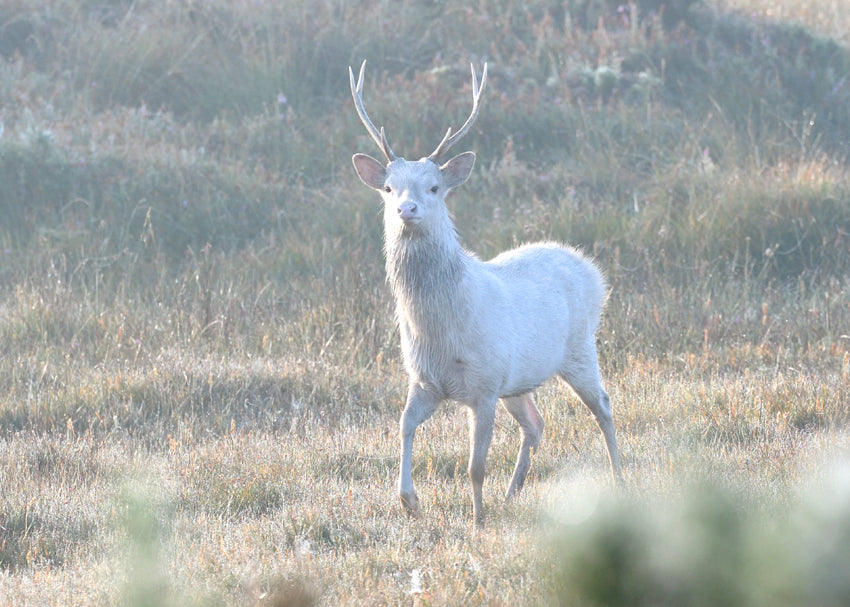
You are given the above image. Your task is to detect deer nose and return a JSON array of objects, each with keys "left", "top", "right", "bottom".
[{"left": 398, "top": 201, "right": 417, "bottom": 221}]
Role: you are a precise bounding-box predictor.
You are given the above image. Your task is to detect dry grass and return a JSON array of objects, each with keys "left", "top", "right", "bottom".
[
  {"left": 719, "top": 0, "right": 850, "bottom": 41},
  {"left": 1, "top": 0, "right": 849, "bottom": 604},
  {"left": 1, "top": 359, "right": 847, "bottom": 604}
]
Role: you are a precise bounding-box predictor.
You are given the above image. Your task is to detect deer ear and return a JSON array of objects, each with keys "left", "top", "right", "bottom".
[
  {"left": 352, "top": 154, "right": 387, "bottom": 190},
  {"left": 440, "top": 151, "right": 475, "bottom": 189}
]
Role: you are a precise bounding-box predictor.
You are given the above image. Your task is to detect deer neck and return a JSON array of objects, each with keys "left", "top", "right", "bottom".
[{"left": 384, "top": 218, "right": 466, "bottom": 316}]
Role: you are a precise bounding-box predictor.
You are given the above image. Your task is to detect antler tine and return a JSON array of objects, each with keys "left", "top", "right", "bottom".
[
  {"left": 428, "top": 62, "right": 488, "bottom": 162},
  {"left": 350, "top": 60, "right": 396, "bottom": 163}
]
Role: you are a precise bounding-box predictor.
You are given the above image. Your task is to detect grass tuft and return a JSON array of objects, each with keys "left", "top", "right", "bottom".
[{"left": 550, "top": 471, "right": 850, "bottom": 606}]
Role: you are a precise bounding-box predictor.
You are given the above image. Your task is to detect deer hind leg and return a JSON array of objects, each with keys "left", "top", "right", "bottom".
[
  {"left": 560, "top": 345, "right": 623, "bottom": 484},
  {"left": 399, "top": 384, "right": 440, "bottom": 518},
  {"left": 502, "top": 393, "right": 544, "bottom": 500}
]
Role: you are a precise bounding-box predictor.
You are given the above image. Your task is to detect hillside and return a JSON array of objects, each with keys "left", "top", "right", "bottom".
[{"left": 1, "top": 1, "right": 849, "bottom": 604}]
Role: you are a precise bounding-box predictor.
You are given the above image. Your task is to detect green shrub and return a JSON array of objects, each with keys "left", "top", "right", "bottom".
[{"left": 550, "top": 476, "right": 850, "bottom": 607}]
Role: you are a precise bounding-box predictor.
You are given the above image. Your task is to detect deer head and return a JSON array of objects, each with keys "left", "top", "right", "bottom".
[{"left": 350, "top": 61, "right": 487, "bottom": 233}]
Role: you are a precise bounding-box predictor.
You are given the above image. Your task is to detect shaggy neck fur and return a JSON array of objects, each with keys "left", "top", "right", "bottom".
[
  {"left": 385, "top": 219, "right": 466, "bottom": 318},
  {"left": 385, "top": 219, "right": 474, "bottom": 395}
]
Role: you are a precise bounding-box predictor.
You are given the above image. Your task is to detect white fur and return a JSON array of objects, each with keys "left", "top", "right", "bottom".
[{"left": 353, "top": 152, "right": 623, "bottom": 525}]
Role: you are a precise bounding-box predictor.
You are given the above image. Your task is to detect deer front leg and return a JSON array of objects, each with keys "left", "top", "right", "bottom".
[
  {"left": 467, "top": 399, "right": 497, "bottom": 526},
  {"left": 399, "top": 384, "right": 439, "bottom": 518},
  {"left": 502, "top": 393, "right": 544, "bottom": 500}
]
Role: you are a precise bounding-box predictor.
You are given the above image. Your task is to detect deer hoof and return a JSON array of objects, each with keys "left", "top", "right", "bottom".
[{"left": 400, "top": 491, "right": 421, "bottom": 518}]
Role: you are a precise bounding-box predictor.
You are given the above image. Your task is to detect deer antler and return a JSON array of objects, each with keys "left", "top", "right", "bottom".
[
  {"left": 349, "top": 60, "right": 396, "bottom": 163},
  {"left": 428, "top": 63, "right": 488, "bottom": 163}
]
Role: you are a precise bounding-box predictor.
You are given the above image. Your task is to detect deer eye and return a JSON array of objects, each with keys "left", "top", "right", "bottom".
[
  {"left": 430, "top": 185, "right": 439, "bottom": 194},
  {"left": 384, "top": 185, "right": 392, "bottom": 193}
]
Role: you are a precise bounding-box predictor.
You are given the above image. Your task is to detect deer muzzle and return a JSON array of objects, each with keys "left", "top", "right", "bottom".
[{"left": 398, "top": 201, "right": 418, "bottom": 222}]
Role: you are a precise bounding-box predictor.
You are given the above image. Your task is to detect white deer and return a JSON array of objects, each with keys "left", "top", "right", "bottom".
[{"left": 349, "top": 61, "right": 623, "bottom": 525}]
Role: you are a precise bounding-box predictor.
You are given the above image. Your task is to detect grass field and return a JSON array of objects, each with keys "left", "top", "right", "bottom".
[{"left": 1, "top": 0, "right": 849, "bottom": 604}]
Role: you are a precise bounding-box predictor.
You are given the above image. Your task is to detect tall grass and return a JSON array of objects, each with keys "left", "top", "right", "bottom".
[{"left": 0, "top": 0, "right": 849, "bottom": 604}]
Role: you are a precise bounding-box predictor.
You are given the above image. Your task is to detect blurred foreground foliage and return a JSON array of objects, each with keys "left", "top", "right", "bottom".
[{"left": 551, "top": 472, "right": 850, "bottom": 607}]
